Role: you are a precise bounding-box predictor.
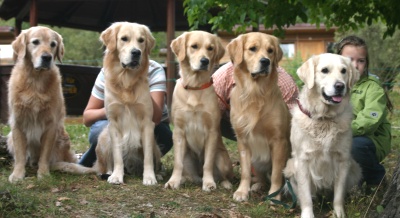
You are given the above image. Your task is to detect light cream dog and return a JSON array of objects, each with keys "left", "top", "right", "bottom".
[
  {"left": 283, "top": 53, "right": 362, "bottom": 218},
  {"left": 53, "top": 22, "right": 161, "bottom": 185},
  {"left": 7, "top": 26, "right": 77, "bottom": 183},
  {"left": 164, "top": 31, "right": 234, "bottom": 191},
  {"left": 228, "top": 32, "right": 291, "bottom": 201}
]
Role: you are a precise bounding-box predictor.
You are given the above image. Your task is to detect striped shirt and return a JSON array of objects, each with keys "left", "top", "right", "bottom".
[
  {"left": 92, "top": 60, "right": 169, "bottom": 121},
  {"left": 212, "top": 61, "right": 299, "bottom": 119}
]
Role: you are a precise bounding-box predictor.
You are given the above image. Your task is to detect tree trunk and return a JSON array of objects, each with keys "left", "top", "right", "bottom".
[{"left": 379, "top": 157, "right": 400, "bottom": 218}]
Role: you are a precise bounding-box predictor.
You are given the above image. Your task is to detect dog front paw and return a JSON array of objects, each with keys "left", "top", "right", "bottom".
[
  {"left": 9, "top": 172, "right": 25, "bottom": 183},
  {"left": 37, "top": 164, "right": 50, "bottom": 179},
  {"left": 300, "top": 207, "right": 314, "bottom": 218},
  {"left": 143, "top": 176, "right": 157, "bottom": 186},
  {"left": 250, "top": 182, "right": 264, "bottom": 192},
  {"left": 202, "top": 180, "right": 216, "bottom": 192},
  {"left": 233, "top": 190, "right": 249, "bottom": 202},
  {"left": 107, "top": 174, "right": 123, "bottom": 184},
  {"left": 333, "top": 205, "right": 345, "bottom": 218},
  {"left": 164, "top": 179, "right": 181, "bottom": 189},
  {"left": 220, "top": 180, "right": 232, "bottom": 189}
]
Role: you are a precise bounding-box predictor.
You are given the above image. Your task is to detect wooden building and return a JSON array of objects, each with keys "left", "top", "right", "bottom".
[{"left": 218, "top": 23, "right": 337, "bottom": 63}]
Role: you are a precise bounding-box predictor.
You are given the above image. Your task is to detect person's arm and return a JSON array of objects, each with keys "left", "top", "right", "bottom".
[
  {"left": 82, "top": 95, "right": 106, "bottom": 127},
  {"left": 352, "top": 83, "right": 387, "bottom": 136},
  {"left": 277, "top": 66, "right": 299, "bottom": 110},
  {"left": 150, "top": 91, "right": 165, "bottom": 125}
]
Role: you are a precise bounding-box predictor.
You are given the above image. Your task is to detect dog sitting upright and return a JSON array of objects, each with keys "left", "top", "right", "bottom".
[
  {"left": 227, "top": 32, "right": 292, "bottom": 202},
  {"left": 52, "top": 22, "right": 162, "bottom": 185},
  {"left": 165, "top": 31, "right": 234, "bottom": 191},
  {"left": 7, "top": 26, "right": 77, "bottom": 183},
  {"left": 284, "top": 54, "right": 362, "bottom": 218}
]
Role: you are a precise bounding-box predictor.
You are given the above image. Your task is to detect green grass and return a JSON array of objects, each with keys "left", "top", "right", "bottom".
[
  {"left": 64, "top": 124, "right": 90, "bottom": 154},
  {"left": 0, "top": 90, "right": 399, "bottom": 217}
]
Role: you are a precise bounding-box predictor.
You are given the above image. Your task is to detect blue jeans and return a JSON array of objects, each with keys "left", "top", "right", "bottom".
[
  {"left": 78, "top": 120, "right": 173, "bottom": 167},
  {"left": 352, "top": 136, "right": 386, "bottom": 185}
]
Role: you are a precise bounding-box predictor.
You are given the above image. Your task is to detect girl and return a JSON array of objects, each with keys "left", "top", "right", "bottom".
[{"left": 336, "top": 35, "right": 392, "bottom": 189}]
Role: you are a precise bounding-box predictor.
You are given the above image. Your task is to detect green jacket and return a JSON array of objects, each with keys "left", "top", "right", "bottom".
[{"left": 351, "top": 73, "right": 391, "bottom": 162}]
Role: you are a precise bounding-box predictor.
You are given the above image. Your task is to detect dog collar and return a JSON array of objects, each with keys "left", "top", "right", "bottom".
[
  {"left": 296, "top": 98, "right": 311, "bottom": 118},
  {"left": 182, "top": 77, "right": 213, "bottom": 90}
]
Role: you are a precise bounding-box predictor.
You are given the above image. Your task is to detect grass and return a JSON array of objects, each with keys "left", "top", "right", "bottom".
[{"left": 1, "top": 92, "right": 399, "bottom": 217}]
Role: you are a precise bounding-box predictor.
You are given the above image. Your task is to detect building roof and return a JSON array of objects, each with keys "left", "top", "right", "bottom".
[{"left": 0, "top": 0, "right": 201, "bottom": 32}]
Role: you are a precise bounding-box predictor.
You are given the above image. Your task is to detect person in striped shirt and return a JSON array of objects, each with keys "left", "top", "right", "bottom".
[{"left": 79, "top": 60, "right": 172, "bottom": 167}]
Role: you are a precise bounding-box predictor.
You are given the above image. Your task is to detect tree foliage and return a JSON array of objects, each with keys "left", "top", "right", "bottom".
[
  {"left": 52, "top": 27, "right": 103, "bottom": 66},
  {"left": 184, "top": 0, "right": 400, "bottom": 37}
]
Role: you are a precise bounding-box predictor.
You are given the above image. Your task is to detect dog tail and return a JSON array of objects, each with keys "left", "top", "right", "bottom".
[{"left": 51, "top": 162, "right": 98, "bottom": 174}]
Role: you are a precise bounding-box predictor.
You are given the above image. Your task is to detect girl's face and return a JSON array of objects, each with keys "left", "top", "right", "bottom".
[{"left": 340, "top": 45, "right": 367, "bottom": 75}]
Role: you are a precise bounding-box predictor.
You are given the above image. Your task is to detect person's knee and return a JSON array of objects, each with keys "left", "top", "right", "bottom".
[
  {"left": 154, "top": 121, "right": 173, "bottom": 155},
  {"left": 88, "top": 120, "right": 108, "bottom": 144},
  {"left": 352, "top": 137, "right": 370, "bottom": 164}
]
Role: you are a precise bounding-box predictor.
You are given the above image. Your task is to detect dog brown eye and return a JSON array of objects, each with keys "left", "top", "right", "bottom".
[
  {"left": 267, "top": 48, "right": 273, "bottom": 53},
  {"left": 249, "top": 46, "right": 256, "bottom": 52},
  {"left": 207, "top": 46, "right": 213, "bottom": 51},
  {"left": 138, "top": 38, "right": 144, "bottom": 43},
  {"left": 341, "top": 68, "right": 346, "bottom": 74},
  {"left": 321, "top": 68, "right": 329, "bottom": 73},
  {"left": 121, "top": 36, "right": 128, "bottom": 42},
  {"left": 32, "top": 39, "right": 40, "bottom": 45},
  {"left": 50, "top": 42, "right": 56, "bottom": 48},
  {"left": 191, "top": 44, "right": 198, "bottom": 49}
]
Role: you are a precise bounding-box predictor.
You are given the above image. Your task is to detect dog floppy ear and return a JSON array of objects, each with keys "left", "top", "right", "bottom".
[
  {"left": 213, "top": 36, "right": 225, "bottom": 63},
  {"left": 12, "top": 30, "right": 28, "bottom": 61},
  {"left": 297, "top": 55, "right": 317, "bottom": 89},
  {"left": 344, "top": 57, "right": 360, "bottom": 89},
  {"left": 100, "top": 22, "right": 121, "bottom": 52},
  {"left": 143, "top": 25, "right": 155, "bottom": 56},
  {"left": 227, "top": 34, "right": 244, "bottom": 65},
  {"left": 54, "top": 31, "right": 64, "bottom": 62},
  {"left": 272, "top": 36, "right": 283, "bottom": 66},
  {"left": 171, "top": 32, "right": 188, "bottom": 62}
]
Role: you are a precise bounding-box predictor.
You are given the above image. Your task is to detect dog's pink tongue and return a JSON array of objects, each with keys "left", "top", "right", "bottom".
[{"left": 332, "top": 96, "right": 342, "bottom": 102}]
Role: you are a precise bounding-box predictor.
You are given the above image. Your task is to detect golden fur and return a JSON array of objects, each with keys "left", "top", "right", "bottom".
[
  {"left": 164, "top": 31, "right": 234, "bottom": 191},
  {"left": 283, "top": 53, "right": 362, "bottom": 218},
  {"left": 7, "top": 26, "right": 77, "bottom": 183},
  {"left": 228, "top": 32, "right": 291, "bottom": 201},
  {"left": 53, "top": 22, "right": 161, "bottom": 185}
]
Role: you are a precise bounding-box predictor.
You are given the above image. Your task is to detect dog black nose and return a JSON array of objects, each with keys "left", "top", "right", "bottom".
[
  {"left": 41, "top": 54, "right": 52, "bottom": 62},
  {"left": 200, "top": 58, "right": 209, "bottom": 66},
  {"left": 334, "top": 82, "right": 345, "bottom": 92},
  {"left": 260, "top": 58, "right": 270, "bottom": 67},
  {"left": 131, "top": 49, "right": 141, "bottom": 57}
]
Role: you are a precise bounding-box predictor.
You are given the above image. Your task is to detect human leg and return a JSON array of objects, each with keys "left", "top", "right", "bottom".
[
  {"left": 79, "top": 120, "right": 108, "bottom": 167},
  {"left": 220, "top": 117, "right": 237, "bottom": 141},
  {"left": 154, "top": 121, "right": 173, "bottom": 156},
  {"left": 351, "top": 136, "right": 386, "bottom": 185}
]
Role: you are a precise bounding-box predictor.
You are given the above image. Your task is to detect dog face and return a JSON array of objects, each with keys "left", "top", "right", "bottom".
[
  {"left": 171, "top": 31, "right": 225, "bottom": 72},
  {"left": 297, "top": 53, "right": 360, "bottom": 105},
  {"left": 100, "top": 22, "right": 155, "bottom": 69},
  {"left": 12, "top": 26, "right": 64, "bottom": 70},
  {"left": 227, "top": 32, "right": 282, "bottom": 78}
]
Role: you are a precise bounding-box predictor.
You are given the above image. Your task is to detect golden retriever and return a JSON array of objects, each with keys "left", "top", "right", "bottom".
[
  {"left": 7, "top": 26, "right": 77, "bottom": 183},
  {"left": 53, "top": 22, "right": 161, "bottom": 185},
  {"left": 164, "top": 31, "right": 234, "bottom": 191},
  {"left": 283, "top": 53, "right": 362, "bottom": 218},
  {"left": 227, "top": 32, "right": 291, "bottom": 201}
]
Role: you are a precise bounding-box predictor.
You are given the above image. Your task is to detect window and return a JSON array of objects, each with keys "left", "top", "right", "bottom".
[{"left": 280, "top": 43, "right": 295, "bottom": 58}]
